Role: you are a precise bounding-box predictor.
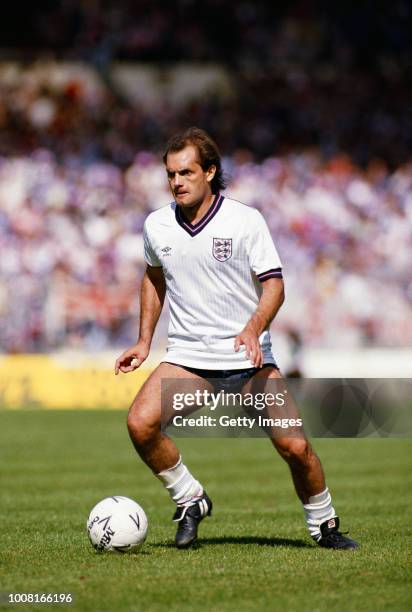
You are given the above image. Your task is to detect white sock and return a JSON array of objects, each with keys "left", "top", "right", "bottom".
[
  {"left": 156, "top": 456, "right": 203, "bottom": 506},
  {"left": 303, "top": 487, "right": 336, "bottom": 540}
]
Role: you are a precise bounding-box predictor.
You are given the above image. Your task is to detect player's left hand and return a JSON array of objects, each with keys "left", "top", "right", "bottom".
[{"left": 234, "top": 328, "right": 263, "bottom": 368}]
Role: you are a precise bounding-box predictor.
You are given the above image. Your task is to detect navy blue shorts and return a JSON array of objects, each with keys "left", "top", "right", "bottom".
[{"left": 167, "top": 362, "right": 279, "bottom": 392}]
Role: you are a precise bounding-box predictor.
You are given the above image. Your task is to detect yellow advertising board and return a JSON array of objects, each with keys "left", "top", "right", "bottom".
[{"left": 0, "top": 354, "right": 152, "bottom": 409}]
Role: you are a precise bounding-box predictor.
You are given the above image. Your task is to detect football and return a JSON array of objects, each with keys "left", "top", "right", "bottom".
[{"left": 87, "top": 496, "right": 148, "bottom": 552}]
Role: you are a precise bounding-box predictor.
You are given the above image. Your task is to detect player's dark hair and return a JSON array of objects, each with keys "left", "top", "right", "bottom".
[{"left": 163, "top": 126, "right": 227, "bottom": 193}]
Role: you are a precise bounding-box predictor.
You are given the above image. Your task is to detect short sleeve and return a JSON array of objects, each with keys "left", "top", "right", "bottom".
[
  {"left": 247, "top": 210, "right": 283, "bottom": 282},
  {"left": 143, "top": 220, "right": 161, "bottom": 267}
]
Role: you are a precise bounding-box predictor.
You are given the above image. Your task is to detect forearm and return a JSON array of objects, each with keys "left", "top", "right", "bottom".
[
  {"left": 244, "top": 279, "right": 285, "bottom": 336},
  {"left": 114, "top": 266, "right": 165, "bottom": 375},
  {"left": 138, "top": 268, "right": 166, "bottom": 346}
]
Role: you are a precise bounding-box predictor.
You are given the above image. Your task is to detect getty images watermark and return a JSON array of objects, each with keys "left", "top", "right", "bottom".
[
  {"left": 171, "top": 389, "right": 302, "bottom": 430},
  {"left": 160, "top": 378, "right": 412, "bottom": 438}
]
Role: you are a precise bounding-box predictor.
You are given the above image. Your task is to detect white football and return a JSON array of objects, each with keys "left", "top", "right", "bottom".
[{"left": 87, "top": 496, "right": 148, "bottom": 552}]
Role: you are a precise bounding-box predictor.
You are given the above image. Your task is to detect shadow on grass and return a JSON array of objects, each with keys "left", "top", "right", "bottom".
[{"left": 150, "top": 536, "right": 313, "bottom": 549}]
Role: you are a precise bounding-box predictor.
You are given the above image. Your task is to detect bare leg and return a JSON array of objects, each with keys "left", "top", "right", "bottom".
[
  {"left": 127, "top": 362, "right": 214, "bottom": 548},
  {"left": 272, "top": 437, "right": 326, "bottom": 504},
  {"left": 127, "top": 362, "right": 210, "bottom": 473},
  {"left": 245, "top": 367, "right": 326, "bottom": 504}
]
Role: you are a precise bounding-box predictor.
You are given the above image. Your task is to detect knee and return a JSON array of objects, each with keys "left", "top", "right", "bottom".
[
  {"left": 276, "top": 438, "right": 312, "bottom": 466},
  {"left": 127, "top": 403, "right": 160, "bottom": 448}
]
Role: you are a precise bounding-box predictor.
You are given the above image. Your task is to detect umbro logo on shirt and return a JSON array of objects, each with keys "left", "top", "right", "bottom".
[
  {"left": 213, "top": 238, "right": 232, "bottom": 262},
  {"left": 161, "top": 246, "right": 172, "bottom": 256}
]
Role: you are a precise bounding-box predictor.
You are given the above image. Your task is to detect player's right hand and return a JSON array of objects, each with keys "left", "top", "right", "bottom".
[{"left": 114, "top": 342, "right": 150, "bottom": 375}]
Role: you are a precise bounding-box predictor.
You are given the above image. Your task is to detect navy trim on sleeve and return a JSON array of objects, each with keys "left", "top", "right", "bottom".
[{"left": 257, "top": 268, "right": 283, "bottom": 282}]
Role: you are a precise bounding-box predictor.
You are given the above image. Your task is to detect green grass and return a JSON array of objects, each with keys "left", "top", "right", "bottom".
[{"left": 0, "top": 410, "right": 411, "bottom": 611}]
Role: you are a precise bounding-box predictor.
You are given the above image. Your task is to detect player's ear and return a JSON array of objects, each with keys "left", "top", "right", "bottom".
[{"left": 206, "top": 165, "right": 216, "bottom": 182}]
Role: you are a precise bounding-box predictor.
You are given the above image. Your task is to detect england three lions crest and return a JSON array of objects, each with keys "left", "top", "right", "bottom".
[{"left": 213, "top": 238, "right": 232, "bottom": 262}]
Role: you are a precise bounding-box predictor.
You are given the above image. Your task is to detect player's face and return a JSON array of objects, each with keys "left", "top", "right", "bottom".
[{"left": 166, "top": 145, "right": 216, "bottom": 209}]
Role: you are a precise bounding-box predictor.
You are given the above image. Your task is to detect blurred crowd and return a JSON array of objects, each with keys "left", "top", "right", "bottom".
[
  {"left": 1, "top": 1, "right": 411, "bottom": 164},
  {"left": 0, "top": 145, "right": 411, "bottom": 352},
  {"left": 0, "top": 0, "right": 411, "bottom": 353}
]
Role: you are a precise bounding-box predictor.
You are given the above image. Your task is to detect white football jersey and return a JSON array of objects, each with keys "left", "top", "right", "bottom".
[{"left": 143, "top": 194, "right": 283, "bottom": 369}]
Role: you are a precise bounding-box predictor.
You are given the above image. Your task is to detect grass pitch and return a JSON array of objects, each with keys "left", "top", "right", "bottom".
[{"left": 1, "top": 410, "right": 411, "bottom": 611}]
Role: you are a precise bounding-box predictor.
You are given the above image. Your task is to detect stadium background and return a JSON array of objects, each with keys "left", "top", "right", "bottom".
[
  {"left": 1, "top": 4, "right": 411, "bottom": 612},
  {"left": 1, "top": 0, "right": 411, "bottom": 408}
]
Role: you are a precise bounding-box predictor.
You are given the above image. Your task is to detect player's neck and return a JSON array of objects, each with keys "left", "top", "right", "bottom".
[{"left": 182, "top": 192, "right": 215, "bottom": 224}]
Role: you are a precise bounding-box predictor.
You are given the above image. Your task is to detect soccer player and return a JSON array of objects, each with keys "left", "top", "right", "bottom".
[{"left": 115, "top": 127, "right": 358, "bottom": 550}]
